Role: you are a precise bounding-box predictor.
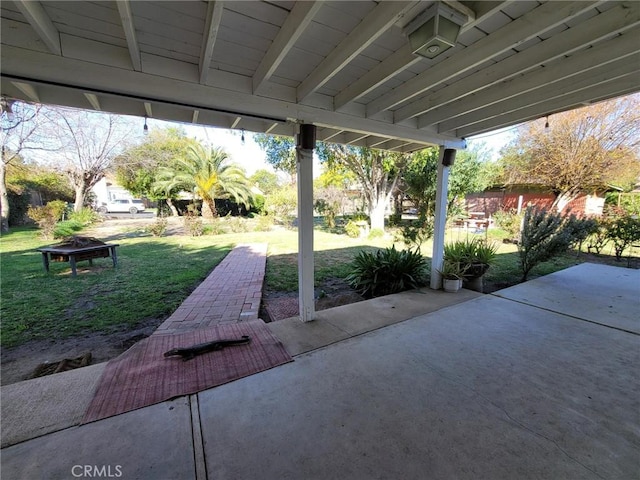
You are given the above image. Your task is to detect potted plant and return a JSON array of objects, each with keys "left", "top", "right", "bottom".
[
  {"left": 437, "top": 260, "right": 466, "bottom": 293},
  {"left": 444, "top": 238, "right": 498, "bottom": 292}
]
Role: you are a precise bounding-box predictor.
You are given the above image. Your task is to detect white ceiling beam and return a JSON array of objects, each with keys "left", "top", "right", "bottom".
[
  {"left": 366, "top": 137, "right": 393, "bottom": 147},
  {"left": 396, "top": 2, "right": 640, "bottom": 122},
  {"left": 231, "top": 116, "right": 242, "bottom": 128},
  {"left": 199, "top": 1, "right": 224, "bottom": 85},
  {"left": 265, "top": 122, "right": 279, "bottom": 134},
  {"left": 334, "top": 1, "right": 512, "bottom": 110},
  {"left": 253, "top": 1, "right": 322, "bottom": 94},
  {"left": 344, "top": 132, "right": 370, "bottom": 145},
  {"left": 420, "top": 30, "right": 639, "bottom": 130},
  {"left": 116, "top": 0, "right": 142, "bottom": 71},
  {"left": 297, "top": 1, "right": 415, "bottom": 102},
  {"left": 440, "top": 56, "right": 639, "bottom": 133},
  {"left": 319, "top": 129, "right": 344, "bottom": 142},
  {"left": 12, "top": 81, "right": 40, "bottom": 102},
  {"left": 456, "top": 75, "right": 639, "bottom": 138},
  {"left": 192, "top": 110, "right": 199, "bottom": 123},
  {"left": 144, "top": 102, "right": 153, "bottom": 117},
  {"left": 84, "top": 93, "right": 101, "bottom": 110},
  {"left": 366, "top": 1, "right": 600, "bottom": 116},
  {"left": 13, "top": 0, "right": 61, "bottom": 55}
]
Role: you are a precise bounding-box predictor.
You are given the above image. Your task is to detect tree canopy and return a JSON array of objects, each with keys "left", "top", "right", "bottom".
[{"left": 499, "top": 95, "right": 640, "bottom": 212}]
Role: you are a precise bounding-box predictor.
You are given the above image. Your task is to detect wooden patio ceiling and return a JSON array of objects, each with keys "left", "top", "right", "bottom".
[{"left": 1, "top": 1, "right": 639, "bottom": 152}]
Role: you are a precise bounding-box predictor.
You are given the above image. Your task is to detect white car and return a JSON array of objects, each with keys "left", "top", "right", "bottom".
[{"left": 97, "top": 199, "right": 146, "bottom": 214}]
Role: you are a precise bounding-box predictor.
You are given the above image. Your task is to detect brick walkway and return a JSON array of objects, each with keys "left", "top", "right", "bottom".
[{"left": 154, "top": 244, "right": 267, "bottom": 335}]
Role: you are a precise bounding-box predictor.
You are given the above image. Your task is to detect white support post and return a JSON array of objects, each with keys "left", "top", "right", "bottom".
[
  {"left": 297, "top": 124, "right": 316, "bottom": 322},
  {"left": 430, "top": 146, "right": 454, "bottom": 290}
]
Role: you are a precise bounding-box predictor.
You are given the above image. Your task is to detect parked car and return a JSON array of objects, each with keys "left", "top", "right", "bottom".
[{"left": 97, "top": 199, "right": 146, "bottom": 214}]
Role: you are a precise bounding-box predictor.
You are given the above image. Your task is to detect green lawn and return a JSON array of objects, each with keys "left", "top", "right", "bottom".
[{"left": 0, "top": 223, "right": 629, "bottom": 348}]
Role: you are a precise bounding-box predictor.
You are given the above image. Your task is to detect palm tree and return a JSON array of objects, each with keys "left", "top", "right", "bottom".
[{"left": 155, "top": 144, "right": 252, "bottom": 218}]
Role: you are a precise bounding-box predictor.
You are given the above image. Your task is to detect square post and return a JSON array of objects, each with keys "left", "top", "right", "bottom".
[
  {"left": 296, "top": 124, "right": 316, "bottom": 322},
  {"left": 430, "top": 146, "right": 455, "bottom": 289}
]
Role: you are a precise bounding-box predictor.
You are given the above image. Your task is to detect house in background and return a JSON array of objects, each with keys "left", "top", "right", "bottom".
[
  {"left": 465, "top": 185, "right": 606, "bottom": 218},
  {"left": 91, "top": 177, "right": 138, "bottom": 207}
]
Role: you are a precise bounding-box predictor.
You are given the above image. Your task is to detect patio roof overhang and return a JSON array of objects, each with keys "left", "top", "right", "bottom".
[{"left": 1, "top": 0, "right": 638, "bottom": 151}]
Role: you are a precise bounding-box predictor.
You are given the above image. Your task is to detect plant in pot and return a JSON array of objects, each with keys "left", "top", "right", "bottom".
[
  {"left": 437, "top": 260, "right": 466, "bottom": 293},
  {"left": 444, "top": 238, "right": 498, "bottom": 292}
]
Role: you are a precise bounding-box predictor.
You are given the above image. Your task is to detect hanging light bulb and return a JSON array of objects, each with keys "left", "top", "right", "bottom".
[
  {"left": 241, "top": 129, "right": 245, "bottom": 145},
  {"left": 544, "top": 115, "right": 550, "bottom": 130},
  {"left": 143, "top": 116, "right": 149, "bottom": 136}
]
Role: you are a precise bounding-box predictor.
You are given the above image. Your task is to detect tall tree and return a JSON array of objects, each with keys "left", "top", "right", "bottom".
[
  {"left": 249, "top": 169, "right": 280, "bottom": 194},
  {"left": 324, "top": 145, "right": 407, "bottom": 231},
  {"left": 1, "top": 102, "right": 52, "bottom": 232},
  {"left": 114, "top": 127, "right": 198, "bottom": 215},
  {"left": 154, "top": 144, "right": 253, "bottom": 218},
  {"left": 39, "top": 107, "right": 133, "bottom": 211},
  {"left": 500, "top": 95, "right": 640, "bottom": 212},
  {"left": 401, "top": 145, "right": 494, "bottom": 217},
  {"left": 254, "top": 134, "right": 297, "bottom": 181}
]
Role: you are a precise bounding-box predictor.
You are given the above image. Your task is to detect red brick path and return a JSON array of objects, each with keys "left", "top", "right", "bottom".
[{"left": 154, "top": 244, "right": 267, "bottom": 335}]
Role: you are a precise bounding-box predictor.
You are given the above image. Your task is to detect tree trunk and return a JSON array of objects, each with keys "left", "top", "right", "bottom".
[
  {"left": 0, "top": 159, "right": 9, "bottom": 233},
  {"left": 166, "top": 198, "right": 179, "bottom": 217},
  {"left": 202, "top": 198, "right": 217, "bottom": 219},
  {"left": 74, "top": 185, "right": 87, "bottom": 212},
  {"left": 552, "top": 191, "right": 577, "bottom": 214},
  {"left": 369, "top": 198, "right": 387, "bottom": 231}
]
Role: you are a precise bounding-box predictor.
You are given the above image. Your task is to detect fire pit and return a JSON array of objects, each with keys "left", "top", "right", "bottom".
[{"left": 37, "top": 236, "right": 119, "bottom": 277}]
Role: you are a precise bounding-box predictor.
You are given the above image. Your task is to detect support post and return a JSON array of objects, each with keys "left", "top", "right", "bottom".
[
  {"left": 430, "top": 146, "right": 455, "bottom": 290},
  {"left": 297, "top": 124, "right": 316, "bottom": 321}
]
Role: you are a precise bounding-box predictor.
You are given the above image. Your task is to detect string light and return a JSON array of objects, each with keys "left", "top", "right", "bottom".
[
  {"left": 544, "top": 115, "right": 550, "bottom": 129},
  {"left": 241, "top": 128, "right": 245, "bottom": 145},
  {"left": 143, "top": 115, "right": 149, "bottom": 135}
]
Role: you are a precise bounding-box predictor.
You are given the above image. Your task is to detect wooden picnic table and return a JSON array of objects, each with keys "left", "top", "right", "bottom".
[{"left": 37, "top": 243, "right": 119, "bottom": 277}]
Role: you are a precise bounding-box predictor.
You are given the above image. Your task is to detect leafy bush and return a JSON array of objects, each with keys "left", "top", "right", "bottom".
[
  {"left": 518, "top": 206, "right": 573, "bottom": 281},
  {"left": 586, "top": 220, "right": 610, "bottom": 254},
  {"left": 183, "top": 213, "right": 205, "bottom": 237},
  {"left": 68, "top": 207, "right": 100, "bottom": 225},
  {"left": 368, "top": 228, "right": 384, "bottom": 239},
  {"left": 27, "top": 200, "right": 68, "bottom": 238},
  {"left": 264, "top": 187, "right": 297, "bottom": 226},
  {"left": 492, "top": 209, "right": 523, "bottom": 241},
  {"left": 255, "top": 214, "right": 275, "bottom": 232},
  {"left": 565, "top": 216, "right": 598, "bottom": 253},
  {"left": 205, "top": 220, "right": 226, "bottom": 235},
  {"left": 345, "top": 220, "right": 361, "bottom": 238},
  {"left": 345, "top": 246, "right": 428, "bottom": 298},
  {"left": 250, "top": 194, "right": 266, "bottom": 214},
  {"left": 399, "top": 214, "right": 434, "bottom": 251},
  {"left": 227, "top": 216, "right": 249, "bottom": 233},
  {"left": 315, "top": 198, "right": 338, "bottom": 229},
  {"left": 146, "top": 217, "right": 168, "bottom": 237},
  {"left": 53, "top": 220, "right": 84, "bottom": 238},
  {"left": 606, "top": 215, "right": 640, "bottom": 260},
  {"left": 605, "top": 192, "right": 640, "bottom": 216}
]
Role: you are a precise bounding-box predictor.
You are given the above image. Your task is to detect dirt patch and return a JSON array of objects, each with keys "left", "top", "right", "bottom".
[{"left": 1, "top": 318, "right": 162, "bottom": 386}]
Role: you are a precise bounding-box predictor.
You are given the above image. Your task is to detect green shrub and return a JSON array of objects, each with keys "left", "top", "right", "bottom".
[
  {"left": 250, "top": 194, "right": 266, "bottom": 214},
  {"left": 518, "top": 206, "right": 573, "bottom": 281},
  {"left": 264, "top": 187, "right": 297, "bottom": 226},
  {"left": 27, "top": 200, "right": 68, "bottom": 238},
  {"left": 315, "top": 198, "right": 338, "bottom": 229},
  {"left": 68, "top": 207, "right": 100, "bottom": 225},
  {"left": 368, "top": 228, "right": 384, "bottom": 240},
  {"left": 183, "top": 214, "right": 205, "bottom": 237},
  {"left": 255, "top": 214, "right": 275, "bottom": 232},
  {"left": 605, "top": 192, "right": 640, "bottom": 216},
  {"left": 53, "top": 219, "right": 84, "bottom": 238},
  {"left": 205, "top": 221, "right": 226, "bottom": 235},
  {"left": 492, "top": 209, "right": 522, "bottom": 241},
  {"left": 444, "top": 237, "right": 498, "bottom": 279},
  {"left": 606, "top": 215, "right": 640, "bottom": 260},
  {"left": 345, "top": 246, "right": 428, "bottom": 298},
  {"left": 227, "top": 216, "right": 249, "bottom": 233},
  {"left": 400, "top": 214, "right": 434, "bottom": 251},
  {"left": 586, "top": 220, "right": 610, "bottom": 254},
  {"left": 565, "top": 216, "right": 598, "bottom": 253},
  {"left": 345, "top": 220, "right": 361, "bottom": 238},
  {"left": 146, "top": 217, "right": 168, "bottom": 237}
]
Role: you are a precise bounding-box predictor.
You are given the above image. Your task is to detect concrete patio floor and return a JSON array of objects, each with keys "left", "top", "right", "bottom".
[{"left": 2, "top": 263, "right": 638, "bottom": 479}]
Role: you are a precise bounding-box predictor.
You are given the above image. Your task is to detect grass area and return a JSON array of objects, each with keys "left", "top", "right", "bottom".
[
  {"left": 0, "top": 227, "right": 232, "bottom": 347},
  {"left": 1, "top": 221, "right": 631, "bottom": 348}
]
